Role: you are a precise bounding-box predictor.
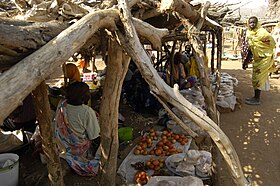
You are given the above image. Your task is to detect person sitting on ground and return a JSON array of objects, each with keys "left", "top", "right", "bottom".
[
  {"left": 49, "top": 63, "right": 82, "bottom": 110},
  {"left": 165, "top": 52, "right": 187, "bottom": 89},
  {"left": 245, "top": 16, "right": 276, "bottom": 105},
  {"left": 1, "top": 94, "right": 37, "bottom": 133},
  {"left": 183, "top": 43, "right": 192, "bottom": 58},
  {"left": 54, "top": 82, "right": 100, "bottom": 176},
  {"left": 64, "top": 63, "right": 82, "bottom": 85},
  {"left": 49, "top": 63, "right": 81, "bottom": 95},
  {"left": 180, "top": 46, "right": 191, "bottom": 76},
  {"left": 182, "top": 43, "right": 194, "bottom": 76},
  {"left": 183, "top": 43, "right": 207, "bottom": 79}
]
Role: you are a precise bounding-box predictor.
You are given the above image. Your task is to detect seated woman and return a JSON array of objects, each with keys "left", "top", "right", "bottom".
[
  {"left": 54, "top": 81, "right": 100, "bottom": 176},
  {"left": 49, "top": 63, "right": 82, "bottom": 110},
  {"left": 165, "top": 52, "right": 187, "bottom": 89},
  {"left": 1, "top": 94, "right": 37, "bottom": 133},
  {"left": 64, "top": 63, "right": 82, "bottom": 85}
]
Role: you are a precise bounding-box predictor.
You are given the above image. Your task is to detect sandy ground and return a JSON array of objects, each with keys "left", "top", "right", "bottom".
[{"left": 218, "top": 59, "right": 280, "bottom": 186}]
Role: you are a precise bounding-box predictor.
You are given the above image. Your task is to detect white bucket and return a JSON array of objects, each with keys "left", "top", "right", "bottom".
[{"left": 0, "top": 153, "right": 19, "bottom": 186}]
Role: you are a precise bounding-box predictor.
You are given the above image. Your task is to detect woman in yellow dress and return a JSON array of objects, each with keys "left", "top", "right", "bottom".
[{"left": 245, "top": 16, "right": 276, "bottom": 105}]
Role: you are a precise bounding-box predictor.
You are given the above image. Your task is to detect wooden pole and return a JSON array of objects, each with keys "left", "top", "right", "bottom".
[
  {"left": 99, "top": 39, "right": 130, "bottom": 186},
  {"left": 214, "top": 28, "right": 223, "bottom": 100},
  {"left": 187, "top": 1, "right": 219, "bottom": 123},
  {"left": 32, "top": 81, "right": 64, "bottom": 186},
  {"left": 211, "top": 31, "right": 215, "bottom": 74},
  {"left": 211, "top": 27, "right": 223, "bottom": 186},
  {"left": 170, "top": 40, "right": 177, "bottom": 86},
  {"left": 216, "top": 28, "right": 223, "bottom": 71}
]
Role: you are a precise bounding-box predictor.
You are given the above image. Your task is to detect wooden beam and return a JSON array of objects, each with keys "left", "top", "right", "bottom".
[
  {"left": 32, "top": 81, "right": 64, "bottom": 185},
  {"left": 214, "top": 28, "right": 223, "bottom": 100},
  {"left": 160, "top": 0, "right": 200, "bottom": 24},
  {"left": 99, "top": 38, "right": 130, "bottom": 186},
  {"left": 0, "top": 18, "right": 69, "bottom": 69},
  {"left": 211, "top": 31, "right": 215, "bottom": 74}
]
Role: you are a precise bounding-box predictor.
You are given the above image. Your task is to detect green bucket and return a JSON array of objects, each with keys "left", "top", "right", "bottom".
[{"left": 118, "top": 127, "right": 133, "bottom": 142}]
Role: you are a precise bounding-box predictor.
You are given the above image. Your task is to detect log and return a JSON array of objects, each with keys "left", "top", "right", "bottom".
[
  {"left": 0, "top": 18, "right": 68, "bottom": 49},
  {"left": 0, "top": 17, "right": 69, "bottom": 70},
  {"left": 32, "top": 82, "right": 64, "bottom": 185},
  {"left": 188, "top": 1, "right": 219, "bottom": 123},
  {"left": 132, "top": 18, "right": 169, "bottom": 50},
  {"left": 160, "top": 0, "right": 200, "bottom": 24},
  {"left": 115, "top": 2, "right": 248, "bottom": 185}
]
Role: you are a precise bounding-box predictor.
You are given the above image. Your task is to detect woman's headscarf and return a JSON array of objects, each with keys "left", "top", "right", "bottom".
[
  {"left": 246, "top": 17, "right": 276, "bottom": 89},
  {"left": 65, "top": 63, "right": 81, "bottom": 83},
  {"left": 246, "top": 17, "right": 276, "bottom": 58}
]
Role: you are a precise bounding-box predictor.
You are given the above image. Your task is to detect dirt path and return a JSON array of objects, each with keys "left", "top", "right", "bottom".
[{"left": 218, "top": 60, "right": 280, "bottom": 186}]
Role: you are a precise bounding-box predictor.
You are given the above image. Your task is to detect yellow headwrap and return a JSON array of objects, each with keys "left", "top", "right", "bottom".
[{"left": 65, "top": 63, "right": 81, "bottom": 83}]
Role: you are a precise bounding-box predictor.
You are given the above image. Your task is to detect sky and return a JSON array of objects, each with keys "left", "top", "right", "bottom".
[{"left": 198, "top": 0, "right": 268, "bottom": 8}]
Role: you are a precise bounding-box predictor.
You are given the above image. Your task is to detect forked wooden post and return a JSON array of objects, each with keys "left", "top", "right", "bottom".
[{"left": 32, "top": 81, "right": 64, "bottom": 186}]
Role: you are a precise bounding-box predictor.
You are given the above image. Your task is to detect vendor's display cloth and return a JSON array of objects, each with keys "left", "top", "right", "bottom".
[
  {"left": 209, "top": 72, "right": 238, "bottom": 110},
  {"left": 146, "top": 175, "right": 203, "bottom": 186},
  {"left": 117, "top": 131, "right": 193, "bottom": 184},
  {"left": 246, "top": 22, "right": 276, "bottom": 90},
  {"left": 55, "top": 100, "right": 99, "bottom": 176}
]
